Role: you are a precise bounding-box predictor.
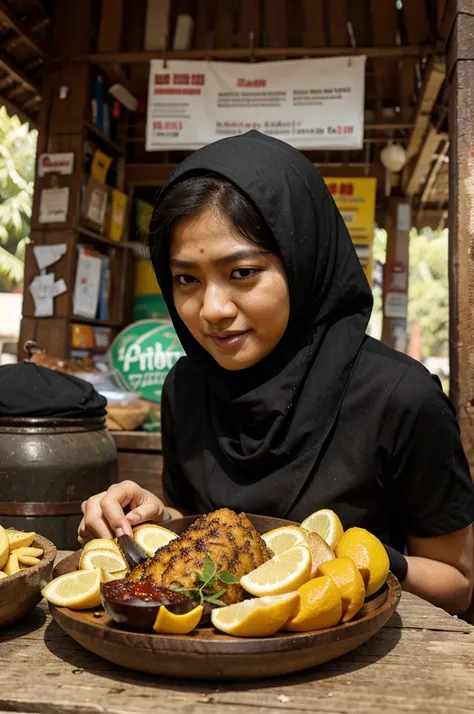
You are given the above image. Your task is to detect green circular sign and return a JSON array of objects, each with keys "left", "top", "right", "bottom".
[{"left": 108, "top": 319, "right": 185, "bottom": 403}]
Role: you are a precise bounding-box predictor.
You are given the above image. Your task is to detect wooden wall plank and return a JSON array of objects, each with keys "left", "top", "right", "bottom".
[
  {"left": 264, "top": 0, "right": 288, "bottom": 47},
  {"left": 98, "top": 0, "right": 125, "bottom": 53},
  {"left": 52, "top": 0, "right": 94, "bottom": 56},
  {"left": 399, "top": 58, "right": 416, "bottom": 123},
  {"left": 194, "top": 0, "right": 215, "bottom": 49},
  {"left": 238, "top": 0, "right": 262, "bottom": 47},
  {"left": 348, "top": 0, "right": 371, "bottom": 46},
  {"left": 328, "top": 0, "right": 349, "bottom": 47},
  {"left": 301, "top": 0, "right": 325, "bottom": 46},
  {"left": 214, "top": 0, "right": 236, "bottom": 48},
  {"left": 402, "top": 0, "right": 432, "bottom": 44},
  {"left": 370, "top": 0, "right": 399, "bottom": 102}
]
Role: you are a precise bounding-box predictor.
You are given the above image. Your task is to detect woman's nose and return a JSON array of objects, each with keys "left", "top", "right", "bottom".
[{"left": 200, "top": 284, "right": 237, "bottom": 324}]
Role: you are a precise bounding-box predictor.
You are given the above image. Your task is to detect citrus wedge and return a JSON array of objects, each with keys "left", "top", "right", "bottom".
[
  {"left": 0, "top": 525, "right": 9, "bottom": 570},
  {"left": 41, "top": 568, "right": 102, "bottom": 609},
  {"left": 317, "top": 556, "right": 366, "bottom": 622},
  {"left": 82, "top": 538, "right": 122, "bottom": 556},
  {"left": 132, "top": 523, "right": 177, "bottom": 557},
  {"left": 302, "top": 530, "right": 335, "bottom": 577},
  {"left": 211, "top": 592, "right": 300, "bottom": 637},
  {"left": 6, "top": 529, "right": 35, "bottom": 551},
  {"left": 79, "top": 548, "right": 127, "bottom": 574},
  {"left": 262, "top": 525, "right": 308, "bottom": 556},
  {"left": 240, "top": 544, "right": 312, "bottom": 597},
  {"left": 99, "top": 568, "right": 128, "bottom": 582},
  {"left": 300, "top": 509, "right": 344, "bottom": 549},
  {"left": 0, "top": 571, "right": 8, "bottom": 581},
  {"left": 153, "top": 604, "right": 203, "bottom": 635},
  {"left": 335, "top": 527, "right": 389, "bottom": 597},
  {"left": 283, "top": 576, "right": 342, "bottom": 632}
]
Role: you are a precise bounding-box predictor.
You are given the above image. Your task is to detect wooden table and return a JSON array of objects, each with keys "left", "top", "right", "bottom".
[{"left": 2, "top": 554, "right": 474, "bottom": 714}]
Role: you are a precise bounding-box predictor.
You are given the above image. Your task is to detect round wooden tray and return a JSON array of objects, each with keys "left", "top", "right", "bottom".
[{"left": 49, "top": 515, "right": 401, "bottom": 680}]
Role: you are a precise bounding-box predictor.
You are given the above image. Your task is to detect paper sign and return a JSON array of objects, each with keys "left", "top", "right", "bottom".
[
  {"left": 39, "top": 187, "right": 69, "bottom": 223},
  {"left": 146, "top": 57, "right": 366, "bottom": 150},
  {"left": 29, "top": 274, "right": 68, "bottom": 317},
  {"left": 73, "top": 251, "right": 102, "bottom": 318},
  {"left": 384, "top": 292, "right": 408, "bottom": 319},
  {"left": 38, "top": 152, "right": 74, "bottom": 177},
  {"left": 33, "top": 244, "right": 67, "bottom": 271}
]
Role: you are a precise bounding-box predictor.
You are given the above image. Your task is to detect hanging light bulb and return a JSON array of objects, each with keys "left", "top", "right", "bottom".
[
  {"left": 380, "top": 143, "right": 407, "bottom": 196},
  {"left": 380, "top": 143, "right": 407, "bottom": 172}
]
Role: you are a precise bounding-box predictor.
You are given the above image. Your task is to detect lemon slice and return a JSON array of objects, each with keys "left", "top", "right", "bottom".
[
  {"left": 79, "top": 548, "right": 127, "bottom": 573},
  {"left": 0, "top": 571, "right": 8, "bottom": 581},
  {"left": 42, "top": 568, "right": 102, "bottom": 609},
  {"left": 153, "top": 605, "right": 203, "bottom": 635},
  {"left": 262, "top": 525, "right": 308, "bottom": 556},
  {"left": 302, "top": 530, "right": 335, "bottom": 578},
  {"left": 317, "top": 556, "right": 365, "bottom": 622},
  {"left": 283, "top": 576, "right": 342, "bottom": 632},
  {"left": 99, "top": 568, "right": 128, "bottom": 583},
  {"left": 240, "top": 544, "right": 312, "bottom": 597},
  {"left": 0, "top": 525, "right": 9, "bottom": 570},
  {"left": 132, "top": 524, "right": 177, "bottom": 557},
  {"left": 82, "top": 538, "right": 122, "bottom": 556},
  {"left": 6, "top": 529, "right": 35, "bottom": 551},
  {"left": 211, "top": 593, "right": 300, "bottom": 637},
  {"left": 300, "top": 509, "right": 344, "bottom": 549}
]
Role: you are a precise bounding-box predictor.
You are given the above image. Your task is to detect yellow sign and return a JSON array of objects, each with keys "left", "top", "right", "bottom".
[
  {"left": 323, "top": 177, "right": 377, "bottom": 283},
  {"left": 91, "top": 149, "right": 112, "bottom": 184}
]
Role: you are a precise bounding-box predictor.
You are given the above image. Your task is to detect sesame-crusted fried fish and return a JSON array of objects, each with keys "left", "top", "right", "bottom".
[{"left": 128, "top": 508, "right": 273, "bottom": 604}]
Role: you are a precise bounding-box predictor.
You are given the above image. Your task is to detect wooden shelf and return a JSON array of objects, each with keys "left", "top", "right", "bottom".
[
  {"left": 77, "top": 224, "right": 129, "bottom": 249},
  {"left": 69, "top": 316, "right": 123, "bottom": 329},
  {"left": 84, "top": 121, "right": 125, "bottom": 156}
]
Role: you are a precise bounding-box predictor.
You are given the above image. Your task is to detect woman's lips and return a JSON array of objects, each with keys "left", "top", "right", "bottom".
[{"left": 208, "top": 330, "right": 251, "bottom": 350}]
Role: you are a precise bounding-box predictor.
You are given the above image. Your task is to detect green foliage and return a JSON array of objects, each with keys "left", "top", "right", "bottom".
[
  {"left": 171, "top": 554, "right": 239, "bottom": 606},
  {"left": 371, "top": 227, "right": 449, "bottom": 358},
  {"left": 408, "top": 228, "right": 449, "bottom": 357},
  {"left": 0, "top": 107, "right": 37, "bottom": 290}
]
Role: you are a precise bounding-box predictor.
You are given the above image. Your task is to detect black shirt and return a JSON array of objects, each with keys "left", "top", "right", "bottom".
[{"left": 162, "top": 337, "right": 474, "bottom": 550}]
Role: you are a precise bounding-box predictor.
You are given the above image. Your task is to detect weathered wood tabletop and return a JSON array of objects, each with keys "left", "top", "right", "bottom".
[{"left": 1, "top": 553, "right": 474, "bottom": 714}]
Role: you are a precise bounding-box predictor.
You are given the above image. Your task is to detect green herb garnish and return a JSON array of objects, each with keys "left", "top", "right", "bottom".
[{"left": 171, "top": 555, "right": 239, "bottom": 606}]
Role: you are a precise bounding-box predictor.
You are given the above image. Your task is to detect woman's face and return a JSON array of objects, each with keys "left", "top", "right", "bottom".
[{"left": 170, "top": 206, "right": 290, "bottom": 371}]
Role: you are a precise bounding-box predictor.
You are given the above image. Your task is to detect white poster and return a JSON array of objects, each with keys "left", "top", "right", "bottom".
[{"left": 146, "top": 57, "right": 366, "bottom": 151}]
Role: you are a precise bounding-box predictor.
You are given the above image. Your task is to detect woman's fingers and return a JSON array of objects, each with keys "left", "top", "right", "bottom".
[{"left": 100, "top": 481, "right": 150, "bottom": 537}]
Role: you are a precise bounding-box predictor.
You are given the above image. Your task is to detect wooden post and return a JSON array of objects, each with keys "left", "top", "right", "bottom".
[
  {"left": 381, "top": 198, "right": 411, "bottom": 352},
  {"left": 446, "top": 0, "right": 474, "bottom": 473}
]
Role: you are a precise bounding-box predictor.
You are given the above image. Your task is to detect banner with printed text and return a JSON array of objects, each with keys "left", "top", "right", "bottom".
[
  {"left": 146, "top": 57, "right": 366, "bottom": 151},
  {"left": 323, "top": 177, "right": 377, "bottom": 283}
]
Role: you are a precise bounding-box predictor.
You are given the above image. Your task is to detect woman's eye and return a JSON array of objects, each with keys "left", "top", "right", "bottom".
[
  {"left": 175, "top": 274, "right": 198, "bottom": 285},
  {"left": 232, "top": 267, "right": 260, "bottom": 280}
]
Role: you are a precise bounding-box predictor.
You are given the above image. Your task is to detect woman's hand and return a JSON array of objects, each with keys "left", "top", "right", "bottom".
[{"left": 78, "top": 480, "right": 169, "bottom": 545}]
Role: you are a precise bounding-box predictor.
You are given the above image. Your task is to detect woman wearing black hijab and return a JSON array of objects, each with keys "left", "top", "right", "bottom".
[{"left": 80, "top": 131, "right": 474, "bottom": 614}]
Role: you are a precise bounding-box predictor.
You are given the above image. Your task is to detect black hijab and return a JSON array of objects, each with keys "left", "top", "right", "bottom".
[{"left": 152, "top": 131, "right": 373, "bottom": 518}]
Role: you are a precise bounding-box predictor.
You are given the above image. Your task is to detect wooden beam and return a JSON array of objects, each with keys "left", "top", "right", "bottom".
[
  {"left": 0, "top": 1, "right": 48, "bottom": 56},
  {"left": 419, "top": 138, "right": 450, "bottom": 207},
  {"left": 0, "top": 53, "right": 40, "bottom": 95},
  {"left": 76, "top": 44, "right": 433, "bottom": 64},
  {"left": 125, "top": 162, "right": 388, "bottom": 187},
  {"left": 405, "top": 56, "right": 446, "bottom": 162},
  {"left": 0, "top": 91, "right": 36, "bottom": 125},
  {"left": 404, "top": 125, "right": 443, "bottom": 196},
  {"left": 447, "top": 0, "right": 474, "bottom": 474},
  {"left": 402, "top": 0, "right": 432, "bottom": 44}
]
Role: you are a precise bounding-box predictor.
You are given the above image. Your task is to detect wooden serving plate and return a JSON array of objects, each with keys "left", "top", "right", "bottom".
[
  {"left": 0, "top": 534, "right": 56, "bottom": 630},
  {"left": 49, "top": 515, "right": 401, "bottom": 680}
]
